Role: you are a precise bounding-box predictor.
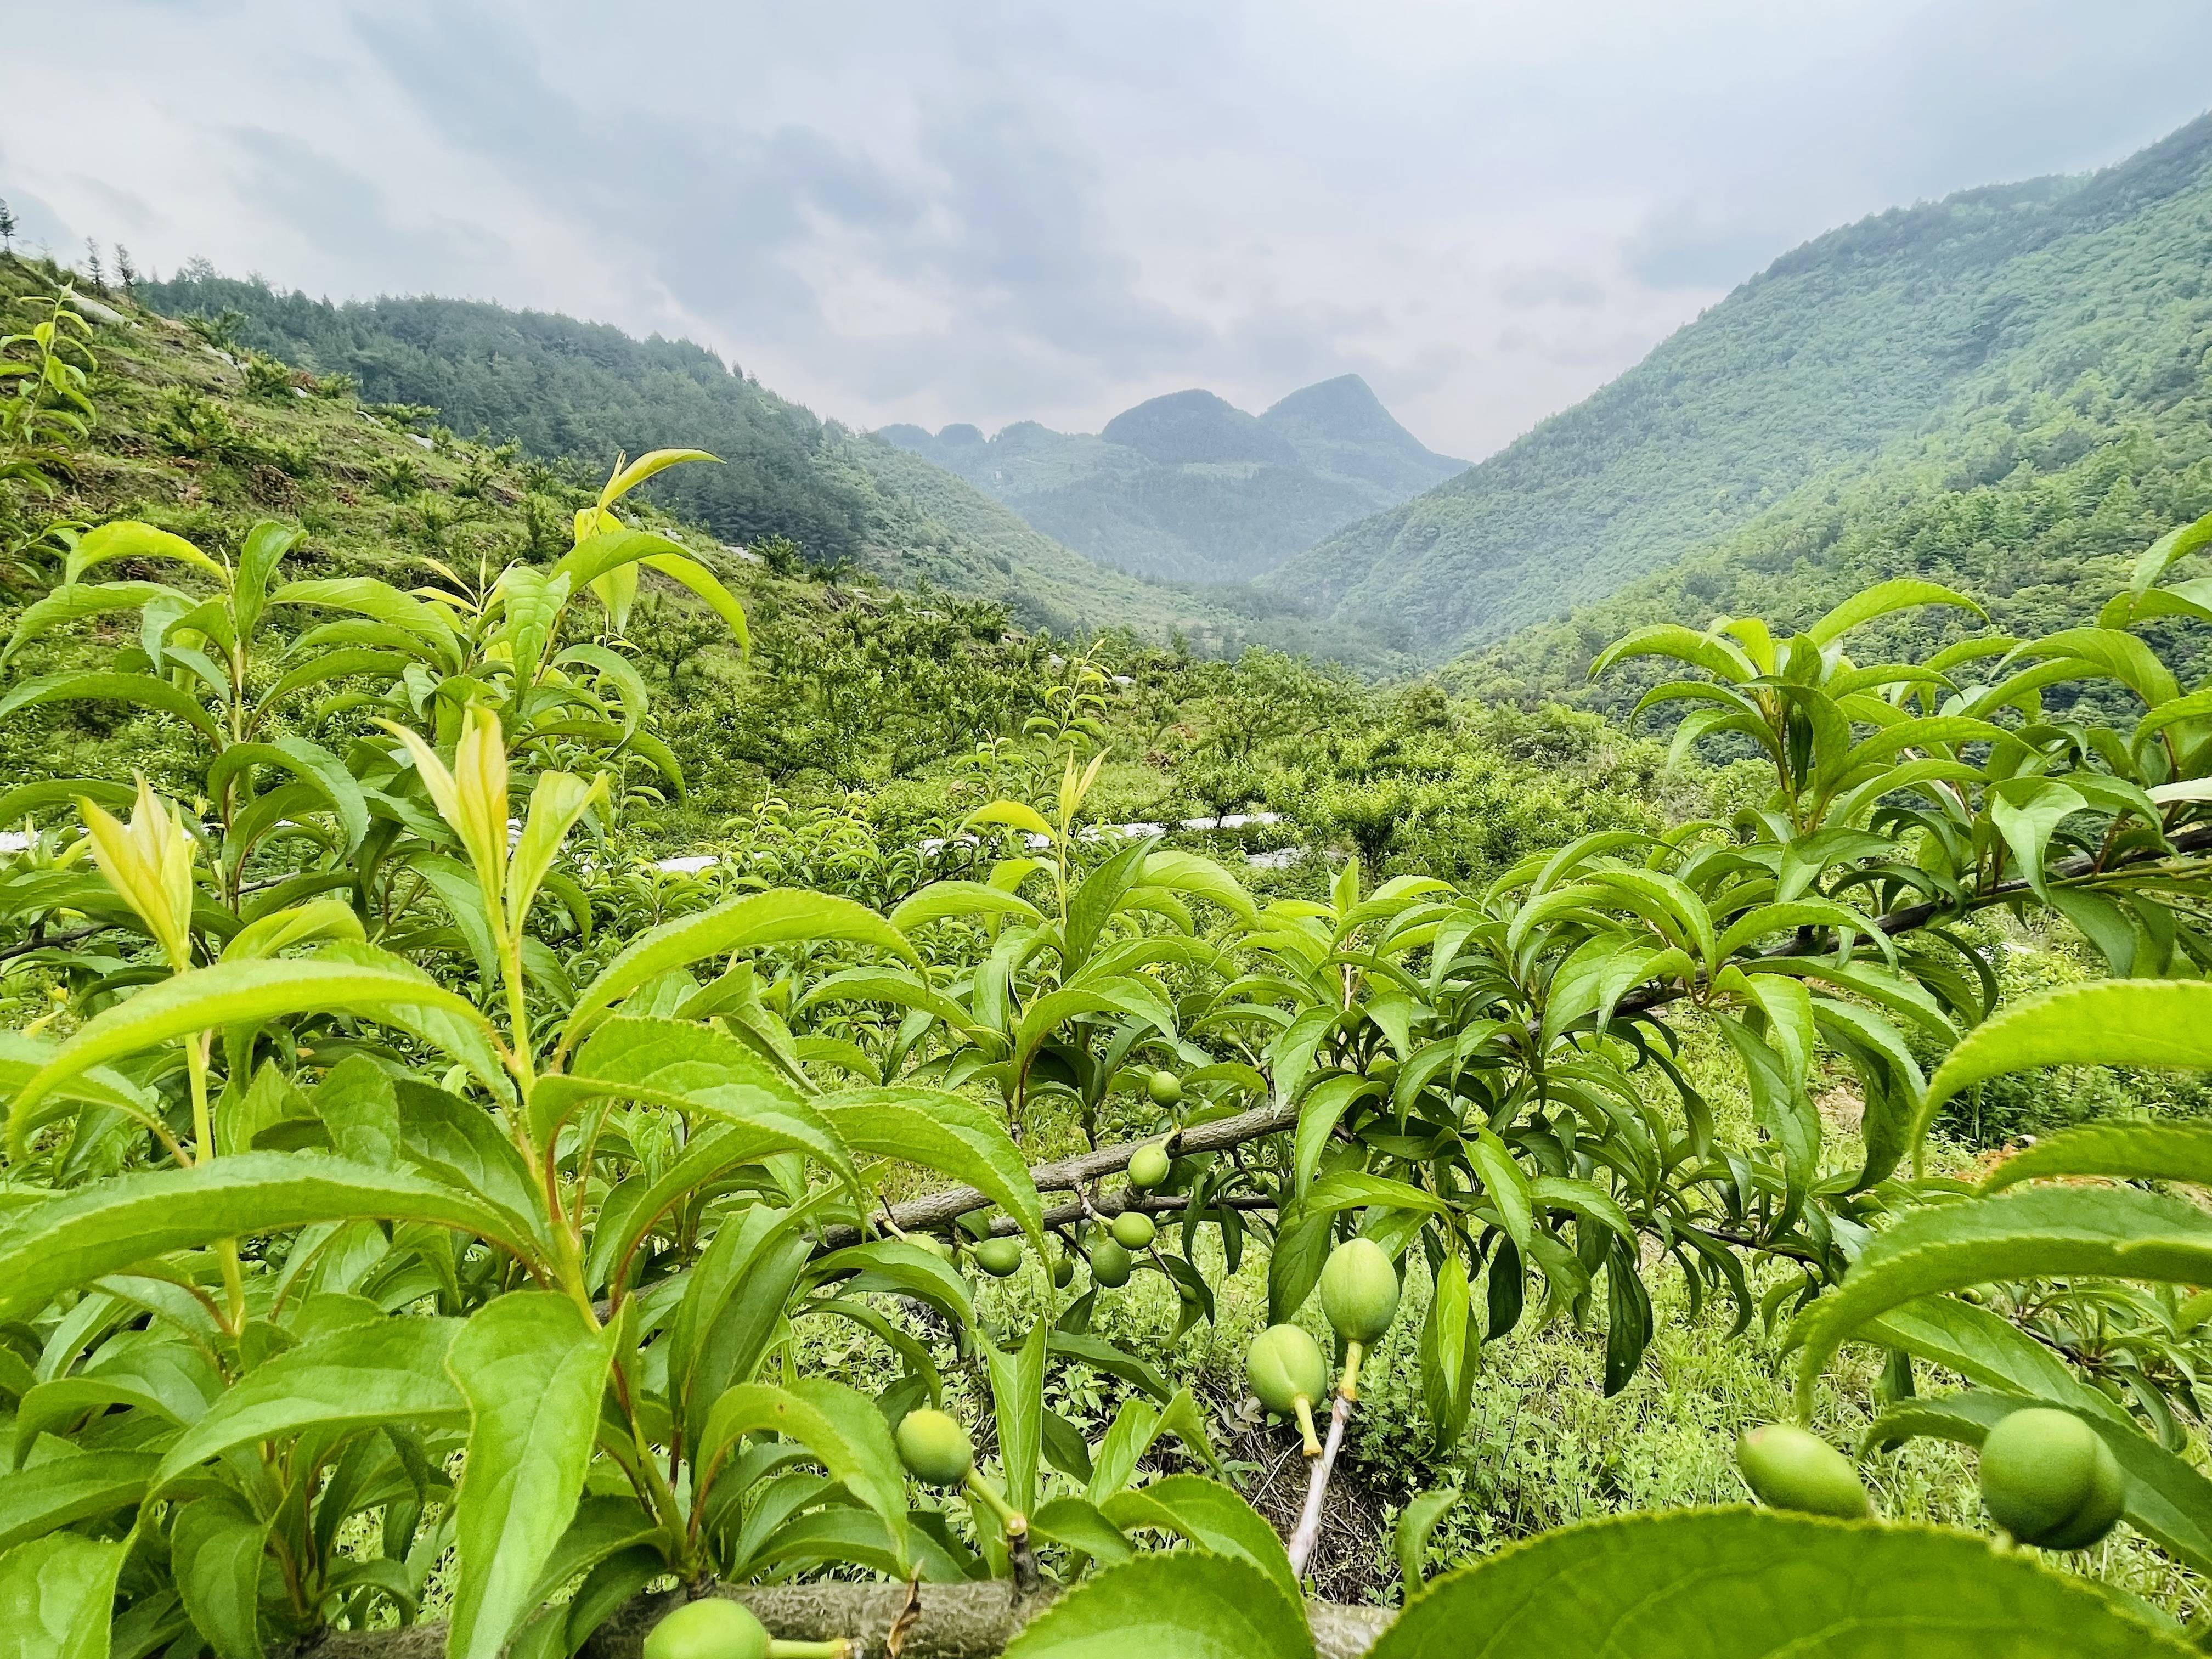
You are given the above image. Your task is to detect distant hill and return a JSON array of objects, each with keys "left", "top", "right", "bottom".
[
  {"left": 1268, "top": 110, "right": 2212, "bottom": 661},
  {"left": 879, "top": 374, "right": 1463, "bottom": 584},
  {"left": 137, "top": 272, "right": 1395, "bottom": 661}
]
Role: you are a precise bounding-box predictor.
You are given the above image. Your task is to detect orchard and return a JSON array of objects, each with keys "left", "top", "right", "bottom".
[{"left": 4, "top": 304, "right": 2212, "bottom": 1656}]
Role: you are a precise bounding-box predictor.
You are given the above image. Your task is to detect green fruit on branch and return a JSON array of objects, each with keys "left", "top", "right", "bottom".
[
  {"left": 1051, "top": 1251, "right": 1075, "bottom": 1288},
  {"left": 1319, "top": 1237, "right": 1401, "bottom": 1399},
  {"left": 646, "top": 1599, "right": 770, "bottom": 1659},
  {"left": 1246, "top": 1323, "right": 1330, "bottom": 1455},
  {"left": 643, "top": 1592, "right": 854, "bottom": 1659},
  {"left": 896, "top": 1407, "right": 975, "bottom": 1487},
  {"left": 1090, "top": 1239, "right": 1133, "bottom": 1287},
  {"left": 1111, "top": 1210, "right": 1157, "bottom": 1250},
  {"left": 1735, "top": 1424, "right": 1871, "bottom": 1520},
  {"left": 1127, "top": 1142, "right": 1172, "bottom": 1189},
  {"left": 1147, "top": 1069, "right": 1182, "bottom": 1107},
  {"left": 973, "top": 1237, "right": 1024, "bottom": 1277},
  {"left": 1320, "top": 1237, "right": 1401, "bottom": 1344},
  {"left": 910, "top": 1234, "right": 956, "bottom": 1264},
  {"left": 1978, "top": 1407, "right": 2126, "bottom": 1549}
]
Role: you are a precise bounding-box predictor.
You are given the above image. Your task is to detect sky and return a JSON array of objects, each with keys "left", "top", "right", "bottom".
[{"left": 7, "top": 2, "right": 2212, "bottom": 461}]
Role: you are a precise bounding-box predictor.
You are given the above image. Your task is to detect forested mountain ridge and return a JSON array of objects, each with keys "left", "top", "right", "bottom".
[
  {"left": 136, "top": 272, "right": 1386, "bottom": 660},
  {"left": 1270, "top": 108, "right": 2212, "bottom": 661},
  {"left": 878, "top": 374, "right": 1462, "bottom": 584}
]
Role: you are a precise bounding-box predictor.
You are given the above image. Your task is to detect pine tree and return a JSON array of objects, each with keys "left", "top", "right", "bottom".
[
  {"left": 0, "top": 199, "right": 16, "bottom": 256},
  {"left": 114, "top": 245, "right": 138, "bottom": 292},
  {"left": 83, "top": 238, "right": 106, "bottom": 292}
]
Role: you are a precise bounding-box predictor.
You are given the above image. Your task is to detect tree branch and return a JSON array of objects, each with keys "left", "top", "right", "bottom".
[
  {"left": 828, "top": 1097, "right": 1297, "bottom": 1247},
  {"left": 839, "top": 823, "right": 2212, "bottom": 1245},
  {"left": 1286, "top": 1392, "right": 1353, "bottom": 1580},
  {"left": 307, "top": 1579, "right": 1395, "bottom": 1659}
]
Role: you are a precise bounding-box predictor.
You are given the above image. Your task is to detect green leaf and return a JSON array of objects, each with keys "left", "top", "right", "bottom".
[
  {"left": 66, "top": 520, "right": 227, "bottom": 586},
  {"left": 1063, "top": 835, "right": 1159, "bottom": 973},
  {"left": 692, "top": 1380, "right": 909, "bottom": 1559},
  {"left": 1371, "top": 1509, "right": 2190, "bottom": 1658},
  {"left": 669, "top": 1209, "right": 819, "bottom": 1444},
  {"left": 888, "top": 882, "right": 1043, "bottom": 932},
  {"left": 1590, "top": 624, "right": 1754, "bottom": 685},
  {"left": 1419, "top": 1254, "right": 1479, "bottom": 1451},
  {"left": 552, "top": 1017, "right": 848, "bottom": 1177},
  {"left": 0, "top": 1534, "right": 129, "bottom": 1659},
  {"left": 1293, "top": 1074, "right": 1380, "bottom": 1195},
  {"left": 3, "top": 581, "right": 191, "bottom": 664},
  {"left": 1791, "top": 1185, "right": 2212, "bottom": 1414},
  {"left": 1393, "top": 1487, "right": 1460, "bottom": 1589},
  {"left": 1861, "top": 1296, "right": 2121, "bottom": 1424},
  {"left": 0, "top": 1158, "right": 537, "bottom": 1321},
  {"left": 985, "top": 1322, "right": 1049, "bottom": 1516},
  {"left": 447, "top": 1294, "right": 618, "bottom": 1659},
  {"left": 154, "top": 1318, "right": 464, "bottom": 1492},
  {"left": 1100, "top": 1475, "right": 1297, "bottom": 1601},
  {"left": 1465, "top": 1130, "right": 1534, "bottom": 1253},
  {"left": 1917, "top": 981, "right": 2212, "bottom": 1152},
  {"left": 998, "top": 1553, "right": 1312, "bottom": 1659},
  {"left": 1982, "top": 1121, "right": 2212, "bottom": 1193},
  {"left": 0, "top": 672, "right": 222, "bottom": 743},
  {"left": 1987, "top": 778, "right": 2087, "bottom": 902},
  {"left": 170, "top": 1500, "right": 268, "bottom": 1659},
  {"left": 816, "top": 1087, "right": 1042, "bottom": 1250},
  {"left": 10, "top": 957, "right": 500, "bottom": 1136},
  {"left": 0, "top": 1453, "right": 156, "bottom": 1552},
  {"left": 563, "top": 890, "right": 915, "bottom": 1045},
  {"left": 1803, "top": 579, "right": 1983, "bottom": 647},
  {"left": 1029, "top": 1498, "right": 1132, "bottom": 1565}
]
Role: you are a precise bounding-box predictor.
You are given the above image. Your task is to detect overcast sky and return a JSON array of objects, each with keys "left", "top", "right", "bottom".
[{"left": 8, "top": 2, "right": 2211, "bottom": 459}]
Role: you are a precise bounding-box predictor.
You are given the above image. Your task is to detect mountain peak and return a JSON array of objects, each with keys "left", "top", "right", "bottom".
[
  {"left": 1261, "top": 375, "right": 1461, "bottom": 467},
  {"left": 1100, "top": 388, "right": 1300, "bottom": 468}
]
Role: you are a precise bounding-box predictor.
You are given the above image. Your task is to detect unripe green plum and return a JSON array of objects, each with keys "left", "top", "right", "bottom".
[
  {"left": 1318, "top": 1238, "right": 1401, "bottom": 1344},
  {"left": 896, "top": 1407, "right": 974, "bottom": 1487},
  {"left": 1979, "top": 1407, "right": 2125, "bottom": 1549},
  {"left": 1147, "top": 1069, "right": 1182, "bottom": 1107},
  {"left": 973, "top": 1237, "right": 1023, "bottom": 1277},
  {"left": 1736, "top": 1424, "right": 1870, "bottom": 1520},
  {"left": 1127, "top": 1143, "right": 1171, "bottom": 1189},
  {"left": 645, "top": 1599, "right": 769, "bottom": 1659},
  {"left": 1111, "top": 1210, "right": 1156, "bottom": 1250},
  {"left": 1051, "top": 1251, "right": 1075, "bottom": 1288},
  {"left": 1246, "top": 1324, "right": 1328, "bottom": 1416},
  {"left": 1089, "top": 1239, "right": 1133, "bottom": 1287}
]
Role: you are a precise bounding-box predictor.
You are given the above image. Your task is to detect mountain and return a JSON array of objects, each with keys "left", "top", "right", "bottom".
[
  {"left": 137, "top": 272, "right": 1400, "bottom": 662},
  {"left": 1268, "top": 110, "right": 2212, "bottom": 661},
  {"left": 878, "top": 375, "right": 1463, "bottom": 585}
]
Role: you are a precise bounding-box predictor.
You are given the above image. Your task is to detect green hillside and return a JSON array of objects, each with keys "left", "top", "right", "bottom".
[
  {"left": 1271, "top": 110, "right": 2212, "bottom": 660},
  {"left": 879, "top": 375, "right": 1461, "bottom": 584},
  {"left": 133, "top": 271, "right": 1369, "bottom": 658}
]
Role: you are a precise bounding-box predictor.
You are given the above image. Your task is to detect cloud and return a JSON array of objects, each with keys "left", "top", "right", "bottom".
[
  {"left": 1623, "top": 204, "right": 1796, "bottom": 292},
  {"left": 0, "top": 145, "right": 79, "bottom": 262},
  {"left": 6, "top": 0, "right": 2212, "bottom": 461},
  {"left": 219, "top": 127, "right": 510, "bottom": 289}
]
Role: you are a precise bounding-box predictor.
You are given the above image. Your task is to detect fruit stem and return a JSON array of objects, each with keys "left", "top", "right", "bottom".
[
  {"left": 964, "top": 1469, "right": 1040, "bottom": 1592},
  {"left": 1338, "top": 1340, "right": 1367, "bottom": 1402},
  {"left": 1287, "top": 1389, "right": 1354, "bottom": 1579},
  {"left": 963, "top": 1468, "right": 1027, "bottom": 1538},
  {"left": 1294, "top": 1395, "right": 1322, "bottom": 1457}
]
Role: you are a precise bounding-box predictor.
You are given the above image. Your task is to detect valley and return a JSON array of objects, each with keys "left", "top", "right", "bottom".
[{"left": 880, "top": 375, "right": 1463, "bottom": 585}]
